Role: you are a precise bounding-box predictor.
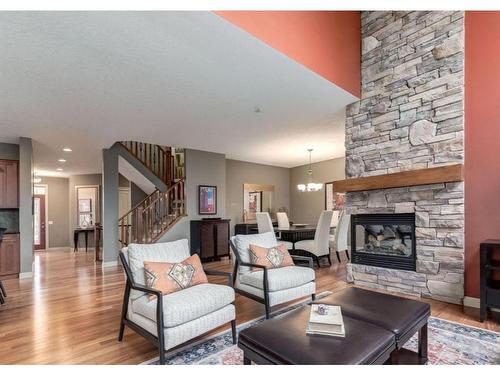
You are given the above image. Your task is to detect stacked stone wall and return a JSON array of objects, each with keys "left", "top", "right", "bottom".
[{"left": 345, "top": 11, "right": 464, "bottom": 304}]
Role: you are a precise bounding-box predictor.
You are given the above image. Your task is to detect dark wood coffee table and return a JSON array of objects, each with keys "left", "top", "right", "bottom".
[{"left": 238, "top": 303, "right": 396, "bottom": 365}]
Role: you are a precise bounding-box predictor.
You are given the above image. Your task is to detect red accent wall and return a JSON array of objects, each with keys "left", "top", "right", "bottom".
[
  {"left": 465, "top": 12, "right": 500, "bottom": 298},
  {"left": 216, "top": 11, "right": 361, "bottom": 98}
]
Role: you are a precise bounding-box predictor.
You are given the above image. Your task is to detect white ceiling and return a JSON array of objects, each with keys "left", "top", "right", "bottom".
[{"left": 0, "top": 11, "right": 357, "bottom": 176}]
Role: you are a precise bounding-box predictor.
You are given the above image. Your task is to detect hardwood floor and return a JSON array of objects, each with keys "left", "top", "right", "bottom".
[{"left": 0, "top": 248, "right": 498, "bottom": 364}]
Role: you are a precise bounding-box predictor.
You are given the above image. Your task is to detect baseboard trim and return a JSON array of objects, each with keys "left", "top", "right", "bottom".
[
  {"left": 463, "top": 296, "right": 480, "bottom": 308},
  {"left": 463, "top": 296, "right": 500, "bottom": 312},
  {"left": 19, "top": 272, "right": 33, "bottom": 279},
  {"left": 102, "top": 260, "right": 118, "bottom": 268}
]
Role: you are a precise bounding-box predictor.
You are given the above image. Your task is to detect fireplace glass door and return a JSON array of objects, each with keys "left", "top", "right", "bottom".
[{"left": 351, "top": 213, "right": 416, "bottom": 271}]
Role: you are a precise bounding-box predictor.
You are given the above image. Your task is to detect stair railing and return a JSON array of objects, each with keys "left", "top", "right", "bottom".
[
  {"left": 119, "top": 141, "right": 174, "bottom": 185},
  {"left": 118, "top": 179, "right": 186, "bottom": 246}
]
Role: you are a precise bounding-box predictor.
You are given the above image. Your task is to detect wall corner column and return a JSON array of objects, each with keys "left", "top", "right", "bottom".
[
  {"left": 19, "top": 137, "right": 34, "bottom": 276},
  {"left": 102, "top": 147, "right": 119, "bottom": 264}
]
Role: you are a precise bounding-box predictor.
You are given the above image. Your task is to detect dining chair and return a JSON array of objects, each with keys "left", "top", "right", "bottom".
[
  {"left": 294, "top": 210, "right": 333, "bottom": 267},
  {"left": 329, "top": 211, "right": 351, "bottom": 263},
  {"left": 330, "top": 210, "right": 340, "bottom": 229},
  {"left": 256, "top": 212, "right": 293, "bottom": 250},
  {"left": 276, "top": 212, "right": 290, "bottom": 229}
]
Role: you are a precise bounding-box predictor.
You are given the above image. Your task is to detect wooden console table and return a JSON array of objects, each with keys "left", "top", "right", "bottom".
[{"left": 73, "top": 227, "right": 94, "bottom": 252}]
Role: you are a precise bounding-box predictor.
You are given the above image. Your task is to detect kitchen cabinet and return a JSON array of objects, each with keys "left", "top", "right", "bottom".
[
  {"left": 0, "top": 234, "right": 20, "bottom": 279},
  {"left": 0, "top": 160, "right": 19, "bottom": 209}
]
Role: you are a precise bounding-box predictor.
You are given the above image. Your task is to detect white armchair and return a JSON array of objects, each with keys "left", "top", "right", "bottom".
[
  {"left": 230, "top": 232, "right": 316, "bottom": 319},
  {"left": 118, "top": 239, "right": 236, "bottom": 364},
  {"left": 256, "top": 212, "right": 293, "bottom": 250},
  {"left": 330, "top": 211, "right": 351, "bottom": 263},
  {"left": 294, "top": 210, "right": 333, "bottom": 267}
]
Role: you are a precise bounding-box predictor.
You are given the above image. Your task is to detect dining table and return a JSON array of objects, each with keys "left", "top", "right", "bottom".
[{"left": 274, "top": 225, "right": 316, "bottom": 243}]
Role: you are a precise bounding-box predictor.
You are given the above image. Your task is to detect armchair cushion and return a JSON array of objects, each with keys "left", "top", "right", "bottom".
[
  {"left": 239, "top": 266, "right": 315, "bottom": 292},
  {"left": 232, "top": 232, "right": 278, "bottom": 273},
  {"left": 131, "top": 283, "right": 235, "bottom": 328},
  {"left": 127, "top": 239, "right": 191, "bottom": 300},
  {"left": 143, "top": 254, "right": 208, "bottom": 300}
]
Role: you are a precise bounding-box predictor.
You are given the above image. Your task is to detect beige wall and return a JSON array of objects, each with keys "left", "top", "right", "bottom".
[
  {"left": 38, "top": 176, "right": 70, "bottom": 248},
  {"left": 226, "top": 159, "right": 290, "bottom": 235},
  {"left": 290, "top": 157, "right": 345, "bottom": 226}
]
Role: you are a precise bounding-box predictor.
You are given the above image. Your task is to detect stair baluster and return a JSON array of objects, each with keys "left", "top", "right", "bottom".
[{"left": 118, "top": 179, "right": 186, "bottom": 246}]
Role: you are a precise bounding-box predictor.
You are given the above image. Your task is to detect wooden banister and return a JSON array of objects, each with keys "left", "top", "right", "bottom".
[
  {"left": 119, "top": 141, "right": 174, "bottom": 186},
  {"left": 118, "top": 179, "right": 186, "bottom": 246}
]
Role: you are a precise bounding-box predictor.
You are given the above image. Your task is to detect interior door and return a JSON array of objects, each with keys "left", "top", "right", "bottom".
[
  {"left": 118, "top": 188, "right": 131, "bottom": 217},
  {"left": 33, "top": 194, "right": 46, "bottom": 250}
]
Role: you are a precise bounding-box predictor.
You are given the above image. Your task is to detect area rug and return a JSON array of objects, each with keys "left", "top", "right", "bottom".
[{"left": 144, "top": 291, "right": 500, "bottom": 365}]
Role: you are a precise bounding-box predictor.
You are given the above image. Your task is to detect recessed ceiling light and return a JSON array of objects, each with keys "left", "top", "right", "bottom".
[
  {"left": 63, "top": 148, "right": 72, "bottom": 152},
  {"left": 56, "top": 168, "right": 63, "bottom": 171},
  {"left": 58, "top": 159, "right": 66, "bottom": 163}
]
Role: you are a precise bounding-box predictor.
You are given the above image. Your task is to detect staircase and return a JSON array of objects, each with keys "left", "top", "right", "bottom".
[
  {"left": 117, "top": 141, "right": 186, "bottom": 246},
  {"left": 119, "top": 141, "right": 173, "bottom": 185}
]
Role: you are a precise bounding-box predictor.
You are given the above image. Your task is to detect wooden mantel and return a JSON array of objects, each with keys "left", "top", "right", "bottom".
[{"left": 332, "top": 164, "right": 464, "bottom": 193}]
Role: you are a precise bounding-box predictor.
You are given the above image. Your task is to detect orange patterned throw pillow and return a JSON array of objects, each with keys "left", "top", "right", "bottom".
[
  {"left": 248, "top": 243, "right": 294, "bottom": 270},
  {"left": 143, "top": 254, "right": 208, "bottom": 300}
]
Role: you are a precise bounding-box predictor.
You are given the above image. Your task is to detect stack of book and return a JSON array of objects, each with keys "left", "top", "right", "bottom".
[{"left": 306, "top": 304, "right": 345, "bottom": 337}]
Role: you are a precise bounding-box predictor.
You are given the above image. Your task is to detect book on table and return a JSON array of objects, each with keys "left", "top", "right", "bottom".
[{"left": 306, "top": 304, "right": 345, "bottom": 337}]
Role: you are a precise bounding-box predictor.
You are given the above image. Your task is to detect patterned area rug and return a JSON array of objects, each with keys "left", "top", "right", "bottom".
[{"left": 145, "top": 291, "right": 500, "bottom": 365}]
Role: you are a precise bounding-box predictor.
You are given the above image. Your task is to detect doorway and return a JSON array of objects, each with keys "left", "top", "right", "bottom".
[
  {"left": 33, "top": 185, "right": 47, "bottom": 251},
  {"left": 119, "top": 187, "right": 131, "bottom": 217}
]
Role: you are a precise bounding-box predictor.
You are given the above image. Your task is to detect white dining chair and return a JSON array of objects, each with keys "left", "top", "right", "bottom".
[
  {"left": 294, "top": 211, "right": 333, "bottom": 267},
  {"left": 256, "top": 212, "right": 293, "bottom": 250},
  {"left": 329, "top": 211, "right": 351, "bottom": 262},
  {"left": 330, "top": 210, "right": 340, "bottom": 228},
  {"left": 276, "top": 212, "right": 290, "bottom": 229}
]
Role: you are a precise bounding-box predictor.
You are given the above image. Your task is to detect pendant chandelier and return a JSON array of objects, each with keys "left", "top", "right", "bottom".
[{"left": 297, "top": 149, "right": 323, "bottom": 192}]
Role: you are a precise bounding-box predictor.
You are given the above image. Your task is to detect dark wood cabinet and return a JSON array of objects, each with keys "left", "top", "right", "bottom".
[
  {"left": 0, "top": 160, "right": 19, "bottom": 209},
  {"left": 190, "top": 219, "right": 230, "bottom": 262},
  {"left": 0, "top": 234, "right": 20, "bottom": 279},
  {"left": 480, "top": 240, "right": 500, "bottom": 322}
]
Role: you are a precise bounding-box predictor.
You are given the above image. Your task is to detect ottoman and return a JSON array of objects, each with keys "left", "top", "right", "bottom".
[
  {"left": 238, "top": 304, "right": 396, "bottom": 365},
  {"left": 321, "top": 287, "right": 430, "bottom": 364}
]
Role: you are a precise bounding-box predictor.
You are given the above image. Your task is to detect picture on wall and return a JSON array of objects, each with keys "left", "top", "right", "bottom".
[
  {"left": 248, "top": 191, "right": 262, "bottom": 214},
  {"left": 198, "top": 185, "right": 217, "bottom": 215},
  {"left": 78, "top": 198, "right": 92, "bottom": 213},
  {"left": 325, "top": 182, "right": 345, "bottom": 211}
]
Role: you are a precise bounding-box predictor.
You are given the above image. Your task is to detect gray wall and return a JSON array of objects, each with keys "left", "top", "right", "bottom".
[
  {"left": 0, "top": 142, "right": 19, "bottom": 160},
  {"left": 226, "top": 159, "right": 290, "bottom": 235},
  {"left": 39, "top": 176, "right": 70, "bottom": 248},
  {"left": 19, "top": 137, "right": 33, "bottom": 275},
  {"left": 131, "top": 182, "right": 147, "bottom": 206},
  {"left": 158, "top": 149, "right": 226, "bottom": 243},
  {"left": 290, "top": 157, "right": 345, "bottom": 226}
]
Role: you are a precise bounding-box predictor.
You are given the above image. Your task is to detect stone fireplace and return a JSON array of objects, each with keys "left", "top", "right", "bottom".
[{"left": 344, "top": 11, "right": 465, "bottom": 305}]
